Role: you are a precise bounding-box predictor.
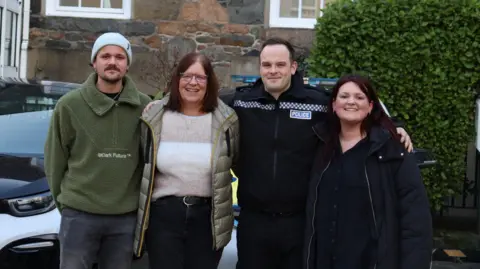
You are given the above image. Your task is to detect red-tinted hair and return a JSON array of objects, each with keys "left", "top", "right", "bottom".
[
  {"left": 165, "top": 52, "right": 219, "bottom": 113},
  {"left": 323, "top": 74, "right": 399, "bottom": 156}
]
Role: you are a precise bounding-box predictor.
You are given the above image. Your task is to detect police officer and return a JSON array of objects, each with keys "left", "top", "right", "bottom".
[{"left": 220, "top": 37, "right": 412, "bottom": 269}]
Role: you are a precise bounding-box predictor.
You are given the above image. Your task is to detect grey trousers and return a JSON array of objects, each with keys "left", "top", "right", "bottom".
[{"left": 58, "top": 207, "right": 137, "bottom": 269}]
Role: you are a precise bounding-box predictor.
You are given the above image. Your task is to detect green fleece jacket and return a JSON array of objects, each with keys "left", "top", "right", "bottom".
[{"left": 44, "top": 73, "right": 151, "bottom": 214}]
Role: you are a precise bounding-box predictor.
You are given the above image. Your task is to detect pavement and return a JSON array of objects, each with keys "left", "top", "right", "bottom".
[{"left": 131, "top": 229, "right": 480, "bottom": 269}]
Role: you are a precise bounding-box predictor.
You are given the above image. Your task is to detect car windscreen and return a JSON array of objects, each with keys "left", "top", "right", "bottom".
[
  {"left": 0, "top": 110, "right": 51, "bottom": 157},
  {"left": 0, "top": 111, "right": 49, "bottom": 185},
  {"left": 0, "top": 82, "right": 74, "bottom": 116}
]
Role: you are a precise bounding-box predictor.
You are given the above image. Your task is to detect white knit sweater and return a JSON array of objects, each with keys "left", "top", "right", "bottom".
[{"left": 152, "top": 110, "right": 213, "bottom": 200}]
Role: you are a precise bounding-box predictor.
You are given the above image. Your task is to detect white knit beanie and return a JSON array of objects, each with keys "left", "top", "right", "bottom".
[{"left": 91, "top": 32, "right": 132, "bottom": 65}]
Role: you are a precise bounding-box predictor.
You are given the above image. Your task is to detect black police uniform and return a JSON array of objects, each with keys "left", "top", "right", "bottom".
[{"left": 220, "top": 71, "right": 330, "bottom": 269}]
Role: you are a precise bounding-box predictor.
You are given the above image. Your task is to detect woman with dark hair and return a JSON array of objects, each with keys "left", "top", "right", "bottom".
[
  {"left": 304, "top": 74, "right": 432, "bottom": 269},
  {"left": 133, "top": 52, "right": 239, "bottom": 268}
]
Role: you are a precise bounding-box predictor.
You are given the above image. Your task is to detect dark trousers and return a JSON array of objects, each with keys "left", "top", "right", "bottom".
[
  {"left": 58, "top": 207, "right": 137, "bottom": 269},
  {"left": 236, "top": 209, "right": 305, "bottom": 269},
  {"left": 146, "top": 196, "right": 223, "bottom": 269}
]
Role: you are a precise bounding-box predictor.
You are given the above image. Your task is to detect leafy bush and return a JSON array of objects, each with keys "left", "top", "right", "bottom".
[{"left": 308, "top": 0, "right": 480, "bottom": 210}]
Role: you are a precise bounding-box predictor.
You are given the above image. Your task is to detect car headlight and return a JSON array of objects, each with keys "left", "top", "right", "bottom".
[{"left": 7, "top": 191, "right": 56, "bottom": 217}]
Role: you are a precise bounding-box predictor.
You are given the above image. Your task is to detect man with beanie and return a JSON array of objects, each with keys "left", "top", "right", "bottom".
[{"left": 44, "top": 32, "right": 151, "bottom": 269}]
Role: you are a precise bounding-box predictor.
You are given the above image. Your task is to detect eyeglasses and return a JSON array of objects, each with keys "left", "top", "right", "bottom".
[{"left": 180, "top": 73, "right": 208, "bottom": 84}]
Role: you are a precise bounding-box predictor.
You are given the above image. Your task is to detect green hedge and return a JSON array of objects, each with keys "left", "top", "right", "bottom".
[{"left": 308, "top": 0, "right": 480, "bottom": 210}]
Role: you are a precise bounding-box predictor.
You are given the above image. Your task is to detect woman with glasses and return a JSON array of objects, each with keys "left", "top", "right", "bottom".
[{"left": 133, "top": 52, "right": 239, "bottom": 269}]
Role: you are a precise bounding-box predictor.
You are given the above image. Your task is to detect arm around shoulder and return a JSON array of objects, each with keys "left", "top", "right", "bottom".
[{"left": 395, "top": 151, "right": 433, "bottom": 269}]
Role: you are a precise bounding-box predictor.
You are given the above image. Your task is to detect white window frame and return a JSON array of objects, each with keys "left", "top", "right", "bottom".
[
  {"left": 0, "top": 0, "right": 22, "bottom": 78},
  {"left": 45, "top": 0, "right": 131, "bottom": 19},
  {"left": 269, "top": 0, "right": 325, "bottom": 29}
]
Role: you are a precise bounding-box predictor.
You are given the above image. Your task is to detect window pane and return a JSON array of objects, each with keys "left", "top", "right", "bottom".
[
  {"left": 8, "top": 12, "right": 18, "bottom": 66},
  {"left": 0, "top": 8, "right": 3, "bottom": 45},
  {"left": 109, "top": 0, "right": 122, "bottom": 9},
  {"left": 301, "top": 0, "right": 317, "bottom": 18},
  {"left": 82, "top": 0, "right": 100, "bottom": 8},
  {"left": 59, "top": 0, "right": 78, "bottom": 7},
  {"left": 32, "top": 0, "right": 41, "bottom": 14},
  {"left": 280, "top": 0, "right": 299, "bottom": 18},
  {"left": 4, "top": 11, "right": 12, "bottom": 66}
]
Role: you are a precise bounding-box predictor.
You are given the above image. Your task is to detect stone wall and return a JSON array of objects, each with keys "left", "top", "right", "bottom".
[{"left": 28, "top": 0, "right": 315, "bottom": 95}]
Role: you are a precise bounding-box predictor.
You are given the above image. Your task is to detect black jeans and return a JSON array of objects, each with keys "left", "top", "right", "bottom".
[
  {"left": 146, "top": 196, "right": 223, "bottom": 269},
  {"left": 236, "top": 209, "right": 305, "bottom": 269},
  {"left": 58, "top": 207, "right": 136, "bottom": 269}
]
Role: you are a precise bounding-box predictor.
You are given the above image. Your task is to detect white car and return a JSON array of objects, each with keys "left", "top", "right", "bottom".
[
  {"left": 0, "top": 110, "right": 61, "bottom": 269},
  {"left": 0, "top": 78, "right": 77, "bottom": 269}
]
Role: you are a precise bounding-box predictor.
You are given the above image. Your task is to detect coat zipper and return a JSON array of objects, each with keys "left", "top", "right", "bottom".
[
  {"left": 209, "top": 113, "right": 235, "bottom": 249},
  {"left": 365, "top": 162, "right": 378, "bottom": 269},
  {"left": 136, "top": 118, "right": 157, "bottom": 257},
  {"left": 363, "top": 138, "right": 390, "bottom": 269},
  {"left": 113, "top": 102, "right": 119, "bottom": 146},
  {"left": 306, "top": 160, "right": 331, "bottom": 269},
  {"left": 309, "top": 126, "right": 379, "bottom": 268},
  {"left": 272, "top": 102, "right": 280, "bottom": 181},
  {"left": 306, "top": 162, "right": 378, "bottom": 269}
]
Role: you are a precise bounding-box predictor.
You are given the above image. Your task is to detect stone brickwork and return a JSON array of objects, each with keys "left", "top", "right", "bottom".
[
  {"left": 28, "top": 0, "right": 314, "bottom": 95},
  {"left": 29, "top": 17, "right": 264, "bottom": 54}
]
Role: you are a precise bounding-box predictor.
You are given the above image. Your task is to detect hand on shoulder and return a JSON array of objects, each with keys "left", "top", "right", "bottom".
[{"left": 143, "top": 100, "right": 162, "bottom": 114}]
